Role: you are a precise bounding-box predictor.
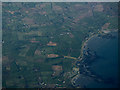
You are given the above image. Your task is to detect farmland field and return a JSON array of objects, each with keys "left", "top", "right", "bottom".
[{"left": 2, "top": 2, "right": 118, "bottom": 88}]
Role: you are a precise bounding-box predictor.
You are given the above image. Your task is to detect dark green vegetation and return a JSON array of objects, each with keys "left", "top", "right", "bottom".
[{"left": 2, "top": 2, "right": 118, "bottom": 88}]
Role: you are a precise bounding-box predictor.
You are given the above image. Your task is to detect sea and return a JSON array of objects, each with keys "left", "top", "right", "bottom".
[{"left": 75, "top": 31, "right": 119, "bottom": 88}]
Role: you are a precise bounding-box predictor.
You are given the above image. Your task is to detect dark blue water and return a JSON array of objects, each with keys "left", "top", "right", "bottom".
[{"left": 75, "top": 32, "right": 118, "bottom": 88}]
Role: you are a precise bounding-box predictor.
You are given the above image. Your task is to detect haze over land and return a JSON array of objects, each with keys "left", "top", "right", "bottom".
[{"left": 2, "top": 2, "right": 118, "bottom": 88}]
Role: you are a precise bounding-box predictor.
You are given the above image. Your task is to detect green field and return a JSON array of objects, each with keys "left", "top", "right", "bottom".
[{"left": 2, "top": 2, "right": 118, "bottom": 88}]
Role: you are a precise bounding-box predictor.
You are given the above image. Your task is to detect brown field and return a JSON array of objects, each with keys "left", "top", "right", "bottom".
[
  {"left": 94, "top": 4, "right": 104, "bottom": 12},
  {"left": 30, "top": 41, "right": 40, "bottom": 43},
  {"left": 102, "top": 23, "right": 110, "bottom": 30},
  {"left": 39, "top": 11, "right": 47, "bottom": 15},
  {"left": 53, "top": 5, "right": 62, "bottom": 11},
  {"left": 7, "top": 10, "right": 15, "bottom": 14},
  {"left": 23, "top": 17, "right": 35, "bottom": 25},
  {"left": 73, "top": 10, "right": 93, "bottom": 23},
  {"left": 36, "top": 59, "right": 44, "bottom": 62},
  {"left": 47, "top": 41, "right": 57, "bottom": 46},
  {"left": 74, "top": 4, "right": 88, "bottom": 11},
  {"left": 52, "top": 65, "right": 62, "bottom": 71},
  {"left": 34, "top": 49, "right": 41, "bottom": 55},
  {"left": 2, "top": 56, "right": 8, "bottom": 61},
  {"left": 47, "top": 54, "right": 59, "bottom": 58}
]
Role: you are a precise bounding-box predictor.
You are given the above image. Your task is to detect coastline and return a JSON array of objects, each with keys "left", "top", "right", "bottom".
[
  {"left": 71, "top": 29, "right": 118, "bottom": 87},
  {"left": 71, "top": 32, "right": 100, "bottom": 87},
  {"left": 78, "top": 33, "right": 98, "bottom": 61}
]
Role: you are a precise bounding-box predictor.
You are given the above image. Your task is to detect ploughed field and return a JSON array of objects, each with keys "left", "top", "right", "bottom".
[{"left": 2, "top": 2, "right": 118, "bottom": 88}]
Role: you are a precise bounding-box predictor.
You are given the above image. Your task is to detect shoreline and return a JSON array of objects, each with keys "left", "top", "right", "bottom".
[
  {"left": 71, "top": 32, "right": 99, "bottom": 87},
  {"left": 78, "top": 33, "right": 98, "bottom": 61},
  {"left": 71, "top": 29, "right": 118, "bottom": 87}
]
